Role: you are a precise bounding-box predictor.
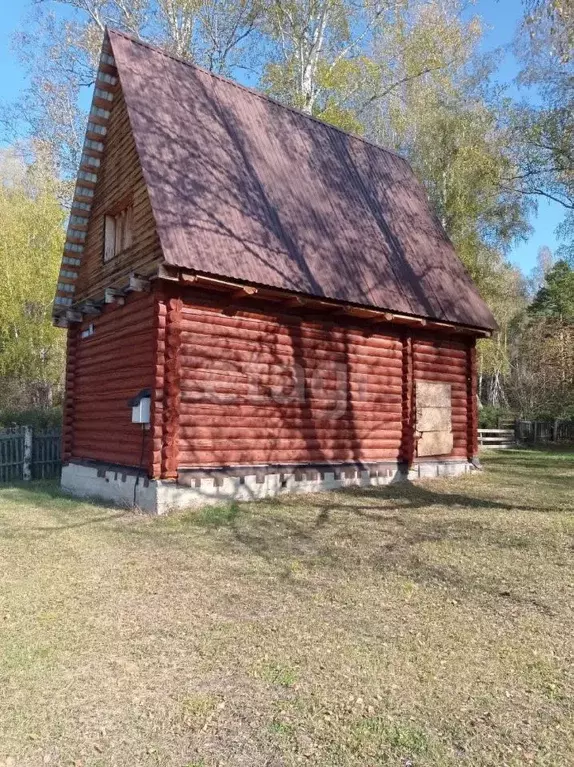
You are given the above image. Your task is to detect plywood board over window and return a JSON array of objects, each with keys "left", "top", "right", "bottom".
[{"left": 416, "top": 381, "right": 453, "bottom": 456}]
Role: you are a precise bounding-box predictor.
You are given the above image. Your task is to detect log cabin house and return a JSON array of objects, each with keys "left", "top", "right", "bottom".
[{"left": 54, "top": 29, "right": 496, "bottom": 513}]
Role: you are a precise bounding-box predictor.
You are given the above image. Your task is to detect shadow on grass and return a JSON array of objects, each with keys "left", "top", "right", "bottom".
[
  {"left": 484, "top": 447, "right": 574, "bottom": 465},
  {"left": 0, "top": 479, "right": 107, "bottom": 508},
  {"left": 132, "top": 450, "right": 569, "bottom": 612},
  {"left": 0, "top": 480, "right": 132, "bottom": 538},
  {"left": 1, "top": 451, "right": 571, "bottom": 594},
  {"left": 160, "top": 488, "right": 559, "bottom": 614},
  {"left": 483, "top": 449, "right": 574, "bottom": 490}
]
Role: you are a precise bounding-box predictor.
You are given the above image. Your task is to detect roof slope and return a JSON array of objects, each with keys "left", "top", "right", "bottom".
[{"left": 108, "top": 29, "right": 496, "bottom": 331}]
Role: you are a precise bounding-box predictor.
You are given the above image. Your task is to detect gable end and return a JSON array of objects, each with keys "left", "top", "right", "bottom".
[
  {"left": 53, "top": 33, "right": 162, "bottom": 324},
  {"left": 53, "top": 40, "right": 118, "bottom": 322}
]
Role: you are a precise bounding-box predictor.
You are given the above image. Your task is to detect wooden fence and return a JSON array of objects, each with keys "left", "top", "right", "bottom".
[
  {"left": 1, "top": 421, "right": 571, "bottom": 479},
  {"left": 516, "top": 420, "right": 574, "bottom": 444},
  {"left": 0, "top": 427, "right": 61, "bottom": 482},
  {"left": 478, "top": 429, "right": 516, "bottom": 449},
  {"left": 479, "top": 420, "right": 574, "bottom": 450}
]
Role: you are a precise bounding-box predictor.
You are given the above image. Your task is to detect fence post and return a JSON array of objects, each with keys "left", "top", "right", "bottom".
[{"left": 23, "top": 426, "right": 33, "bottom": 481}]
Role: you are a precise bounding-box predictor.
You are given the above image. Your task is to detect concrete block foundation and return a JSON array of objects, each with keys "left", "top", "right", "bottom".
[{"left": 61, "top": 459, "right": 476, "bottom": 514}]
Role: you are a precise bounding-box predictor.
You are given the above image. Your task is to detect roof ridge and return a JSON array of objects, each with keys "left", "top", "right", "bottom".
[{"left": 106, "top": 27, "right": 409, "bottom": 165}]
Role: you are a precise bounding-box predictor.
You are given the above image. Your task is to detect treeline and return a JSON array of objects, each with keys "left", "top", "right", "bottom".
[
  {"left": 0, "top": 0, "right": 572, "bottom": 418},
  {"left": 479, "top": 251, "right": 573, "bottom": 422},
  {"left": 0, "top": 148, "right": 65, "bottom": 411}
]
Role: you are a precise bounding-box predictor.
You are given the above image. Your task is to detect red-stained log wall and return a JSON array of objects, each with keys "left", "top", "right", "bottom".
[
  {"left": 63, "top": 286, "right": 478, "bottom": 476},
  {"left": 148, "top": 292, "right": 167, "bottom": 479},
  {"left": 62, "top": 327, "right": 79, "bottom": 463},
  {"left": 412, "top": 337, "right": 472, "bottom": 459},
  {"left": 65, "top": 291, "right": 156, "bottom": 467},
  {"left": 171, "top": 295, "right": 476, "bottom": 469}
]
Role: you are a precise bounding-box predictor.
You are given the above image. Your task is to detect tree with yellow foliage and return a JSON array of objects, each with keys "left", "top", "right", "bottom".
[{"left": 0, "top": 146, "right": 65, "bottom": 408}]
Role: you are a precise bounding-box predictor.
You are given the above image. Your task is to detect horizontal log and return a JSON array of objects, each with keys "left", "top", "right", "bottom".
[
  {"left": 413, "top": 359, "right": 467, "bottom": 375},
  {"left": 75, "top": 343, "right": 154, "bottom": 365},
  {"left": 178, "top": 448, "right": 402, "bottom": 465},
  {"left": 179, "top": 394, "right": 404, "bottom": 410},
  {"left": 414, "top": 338, "right": 468, "bottom": 353},
  {"left": 73, "top": 434, "right": 158, "bottom": 451},
  {"left": 77, "top": 297, "right": 153, "bottom": 330},
  {"left": 71, "top": 416, "right": 149, "bottom": 430},
  {"left": 70, "top": 442, "right": 152, "bottom": 459},
  {"left": 179, "top": 349, "right": 404, "bottom": 378},
  {"left": 73, "top": 353, "right": 155, "bottom": 377},
  {"left": 74, "top": 325, "right": 154, "bottom": 357},
  {"left": 179, "top": 322, "right": 403, "bottom": 356},
  {"left": 178, "top": 425, "right": 403, "bottom": 441},
  {"left": 72, "top": 448, "right": 143, "bottom": 467},
  {"left": 178, "top": 369, "right": 403, "bottom": 392},
  {"left": 73, "top": 384, "right": 154, "bottom": 401},
  {"left": 179, "top": 372, "right": 403, "bottom": 391},
  {"left": 179, "top": 351, "right": 404, "bottom": 376},
  {"left": 73, "top": 365, "right": 154, "bottom": 384},
  {"left": 180, "top": 435, "right": 402, "bottom": 450},
  {"left": 177, "top": 412, "right": 403, "bottom": 428},
  {"left": 73, "top": 391, "right": 154, "bottom": 407},
  {"left": 177, "top": 436, "right": 410, "bottom": 454},
  {"left": 413, "top": 346, "right": 468, "bottom": 361},
  {"left": 175, "top": 414, "right": 468, "bottom": 433},
  {"left": 179, "top": 372, "right": 404, "bottom": 396},
  {"left": 179, "top": 390, "right": 404, "bottom": 406},
  {"left": 413, "top": 356, "right": 467, "bottom": 370},
  {"left": 73, "top": 383, "right": 154, "bottom": 400},
  {"left": 180, "top": 305, "right": 400, "bottom": 341},
  {"left": 180, "top": 318, "right": 403, "bottom": 350},
  {"left": 73, "top": 387, "right": 155, "bottom": 404},
  {"left": 72, "top": 406, "right": 144, "bottom": 420},
  {"left": 180, "top": 335, "right": 403, "bottom": 366},
  {"left": 74, "top": 336, "right": 154, "bottom": 364}
]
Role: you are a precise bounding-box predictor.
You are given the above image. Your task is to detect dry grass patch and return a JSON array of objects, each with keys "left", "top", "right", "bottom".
[{"left": 0, "top": 448, "right": 573, "bottom": 766}]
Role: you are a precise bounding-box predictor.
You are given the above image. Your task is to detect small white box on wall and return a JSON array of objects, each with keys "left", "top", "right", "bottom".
[{"left": 128, "top": 389, "right": 151, "bottom": 424}]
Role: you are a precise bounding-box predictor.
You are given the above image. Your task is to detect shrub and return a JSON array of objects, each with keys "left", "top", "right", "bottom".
[
  {"left": 478, "top": 406, "right": 514, "bottom": 428},
  {"left": 0, "top": 407, "right": 62, "bottom": 430}
]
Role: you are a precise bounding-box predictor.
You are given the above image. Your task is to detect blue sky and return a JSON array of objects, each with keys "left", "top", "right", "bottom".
[{"left": 0, "top": 0, "right": 565, "bottom": 277}]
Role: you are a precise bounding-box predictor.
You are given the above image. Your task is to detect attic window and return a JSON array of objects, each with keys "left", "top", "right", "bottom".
[{"left": 104, "top": 204, "right": 133, "bottom": 262}]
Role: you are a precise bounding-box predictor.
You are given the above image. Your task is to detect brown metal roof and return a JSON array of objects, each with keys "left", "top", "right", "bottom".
[{"left": 108, "top": 29, "right": 496, "bottom": 331}]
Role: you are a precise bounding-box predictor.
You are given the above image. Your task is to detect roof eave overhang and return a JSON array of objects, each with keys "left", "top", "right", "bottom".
[{"left": 155, "top": 264, "right": 494, "bottom": 338}]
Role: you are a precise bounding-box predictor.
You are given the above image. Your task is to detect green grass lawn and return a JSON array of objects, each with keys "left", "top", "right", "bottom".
[{"left": 0, "top": 448, "right": 573, "bottom": 766}]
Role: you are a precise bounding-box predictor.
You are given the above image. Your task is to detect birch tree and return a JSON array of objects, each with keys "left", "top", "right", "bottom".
[
  {"left": 262, "top": 0, "right": 472, "bottom": 124},
  {"left": 263, "top": 0, "right": 355, "bottom": 114},
  {"left": 507, "top": 0, "right": 574, "bottom": 259},
  {"left": 3, "top": 0, "right": 264, "bottom": 179},
  {"left": 0, "top": 146, "right": 66, "bottom": 407}
]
